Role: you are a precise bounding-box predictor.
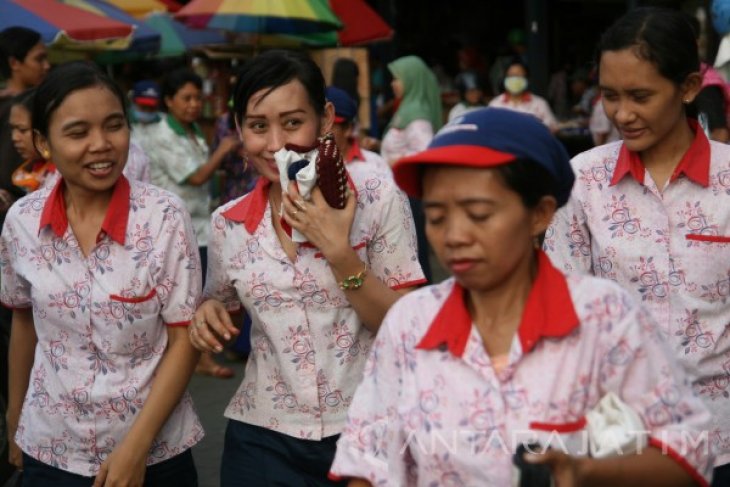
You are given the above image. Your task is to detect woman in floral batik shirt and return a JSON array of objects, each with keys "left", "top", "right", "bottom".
[{"left": 1, "top": 62, "right": 203, "bottom": 486}]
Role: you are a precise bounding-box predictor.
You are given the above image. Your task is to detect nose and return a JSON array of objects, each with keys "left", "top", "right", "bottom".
[
  {"left": 612, "top": 99, "right": 635, "bottom": 125},
  {"left": 443, "top": 214, "right": 471, "bottom": 248},
  {"left": 266, "top": 126, "right": 284, "bottom": 153},
  {"left": 88, "top": 128, "right": 112, "bottom": 152}
]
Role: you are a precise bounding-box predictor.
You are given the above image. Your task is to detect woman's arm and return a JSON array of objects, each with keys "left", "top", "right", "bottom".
[
  {"left": 186, "top": 135, "right": 240, "bottom": 186},
  {"left": 6, "top": 307, "right": 36, "bottom": 469},
  {"left": 527, "top": 446, "right": 697, "bottom": 487},
  {"left": 92, "top": 326, "right": 200, "bottom": 487}
]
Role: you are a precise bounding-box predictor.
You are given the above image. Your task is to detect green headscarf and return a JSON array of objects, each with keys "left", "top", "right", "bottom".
[{"left": 387, "top": 55, "right": 443, "bottom": 131}]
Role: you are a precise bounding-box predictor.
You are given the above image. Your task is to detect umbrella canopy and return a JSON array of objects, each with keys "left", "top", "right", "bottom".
[
  {"left": 144, "top": 12, "right": 225, "bottom": 57},
  {"left": 0, "top": 0, "right": 134, "bottom": 48},
  {"left": 60, "top": 0, "right": 161, "bottom": 53},
  {"left": 176, "top": 0, "right": 342, "bottom": 35},
  {"left": 105, "top": 0, "right": 181, "bottom": 18},
  {"left": 297, "top": 0, "right": 392, "bottom": 46}
]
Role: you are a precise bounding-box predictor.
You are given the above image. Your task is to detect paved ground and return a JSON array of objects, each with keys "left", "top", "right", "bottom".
[{"left": 188, "top": 355, "right": 247, "bottom": 487}]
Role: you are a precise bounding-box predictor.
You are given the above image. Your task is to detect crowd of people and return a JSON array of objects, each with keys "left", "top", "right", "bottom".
[{"left": 0, "top": 5, "right": 729, "bottom": 487}]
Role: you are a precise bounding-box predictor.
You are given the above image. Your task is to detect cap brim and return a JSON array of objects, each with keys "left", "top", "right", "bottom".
[
  {"left": 393, "top": 145, "right": 516, "bottom": 197},
  {"left": 334, "top": 115, "right": 350, "bottom": 123},
  {"left": 134, "top": 97, "right": 159, "bottom": 107}
]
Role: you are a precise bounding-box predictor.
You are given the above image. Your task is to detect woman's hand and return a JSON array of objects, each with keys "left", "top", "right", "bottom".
[
  {"left": 188, "top": 299, "right": 239, "bottom": 353},
  {"left": 92, "top": 439, "right": 147, "bottom": 487},
  {"left": 281, "top": 182, "right": 357, "bottom": 264},
  {"left": 524, "top": 449, "right": 586, "bottom": 487},
  {"left": 216, "top": 135, "right": 241, "bottom": 156}
]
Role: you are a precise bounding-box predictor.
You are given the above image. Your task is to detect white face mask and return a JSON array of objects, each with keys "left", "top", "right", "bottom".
[{"left": 504, "top": 76, "right": 528, "bottom": 95}]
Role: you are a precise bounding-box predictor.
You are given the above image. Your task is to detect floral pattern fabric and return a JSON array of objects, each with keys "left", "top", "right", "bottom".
[
  {"left": 0, "top": 177, "right": 204, "bottom": 476},
  {"left": 488, "top": 93, "right": 558, "bottom": 130},
  {"left": 545, "top": 134, "right": 730, "bottom": 466},
  {"left": 330, "top": 272, "right": 713, "bottom": 486},
  {"left": 204, "top": 168, "right": 425, "bottom": 441}
]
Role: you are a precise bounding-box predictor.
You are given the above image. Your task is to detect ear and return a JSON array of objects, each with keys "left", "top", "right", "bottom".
[
  {"left": 530, "top": 195, "right": 558, "bottom": 238},
  {"left": 8, "top": 56, "right": 21, "bottom": 74},
  {"left": 320, "top": 101, "right": 335, "bottom": 136},
  {"left": 680, "top": 72, "right": 703, "bottom": 104},
  {"left": 33, "top": 130, "right": 50, "bottom": 159},
  {"left": 163, "top": 95, "right": 173, "bottom": 111}
]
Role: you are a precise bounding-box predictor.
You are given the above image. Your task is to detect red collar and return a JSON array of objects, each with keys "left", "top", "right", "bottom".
[
  {"left": 610, "top": 119, "right": 710, "bottom": 187},
  {"left": 39, "top": 176, "right": 131, "bottom": 245},
  {"left": 221, "top": 177, "right": 271, "bottom": 233},
  {"left": 502, "top": 92, "right": 533, "bottom": 103},
  {"left": 416, "top": 250, "right": 580, "bottom": 357},
  {"left": 344, "top": 139, "right": 365, "bottom": 164}
]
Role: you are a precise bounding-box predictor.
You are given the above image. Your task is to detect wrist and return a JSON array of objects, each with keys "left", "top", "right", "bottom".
[{"left": 327, "top": 249, "right": 364, "bottom": 281}]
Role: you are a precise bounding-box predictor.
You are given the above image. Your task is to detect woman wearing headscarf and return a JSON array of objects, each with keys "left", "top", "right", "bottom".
[{"left": 380, "top": 55, "right": 443, "bottom": 282}]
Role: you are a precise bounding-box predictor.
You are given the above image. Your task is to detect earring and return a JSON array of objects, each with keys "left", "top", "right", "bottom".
[
  {"left": 42, "top": 149, "right": 50, "bottom": 159},
  {"left": 242, "top": 153, "right": 249, "bottom": 172},
  {"left": 683, "top": 98, "right": 691, "bottom": 104}
]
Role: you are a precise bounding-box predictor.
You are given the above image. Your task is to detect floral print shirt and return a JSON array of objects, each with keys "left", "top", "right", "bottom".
[
  {"left": 489, "top": 93, "right": 558, "bottom": 130},
  {"left": 0, "top": 176, "right": 204, "bottom": 476},
  {"left": 204, "top": 169, "right": 426, "bottom": 440},
  {"left": 344, "top": 139, "right": 392, "bottom": 182},
  {"left": 143, "top": 115, "right": 211, "bottom": 246},
  {"left": 545, "top": 125, "right": 730, "bottom": 466},
  {"left": 330, "top": 251, "right": 713, "bottom": 486},
  {"left": 380, "top": 120, "right": 434, "bottom": 166}
]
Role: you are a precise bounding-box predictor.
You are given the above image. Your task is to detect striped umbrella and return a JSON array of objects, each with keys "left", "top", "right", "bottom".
[
  {"left": 291, "top": 0, "right": 393, "bottom": 46},
  {"left": 176, "top": 0, "right": 342, "bottom": 35},
  {"left": 144, "top": 12, "right": 225, "bottom": 57},
  {"left": 104, "top": 0, "right": 181, "bottom": 18},
  {"left": 60, "top": 0, "right": 161, "bottom": 53},
  {"left": 0, "top": 0, "right": 134, "bottom": 48}
]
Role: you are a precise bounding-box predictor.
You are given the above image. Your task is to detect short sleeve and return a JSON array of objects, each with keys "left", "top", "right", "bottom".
[
  {"left": 365, "top": 182, "right": 426, "bottom": 290},
  {"left": 543, "top": 172, "right": 594, "bottom": 275},
  {"left": 330, "top": 313, "right": 410, "bottom": 484},
  {"left": 155, "top": 195, "right": 203, "bottom": 326},
  {"left": 202, "top": 212, "right": 242, "bottom": 312},
  {"left": 0, "top": 211, "right": 32, "bottom": 308},
  {"left": 537, "top": 97, "right": 558, "bottom": 130},
  {"left": 146, "top": 126, "right": 205, "bottom": 185},
  {"left": 403, "top": 120, "right": 434, "bottom": 156},
  {"left": 598, "top": 300, "right": 714, "bottom": 484}
]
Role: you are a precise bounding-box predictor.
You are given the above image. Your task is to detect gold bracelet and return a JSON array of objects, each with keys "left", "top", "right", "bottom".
[{"left": 339, "top": 264, "right": 367, "bottom": 290}]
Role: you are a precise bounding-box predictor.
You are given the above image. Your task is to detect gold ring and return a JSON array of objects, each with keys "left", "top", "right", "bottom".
[
  {"left": 196, "top": 320, "right": 206, "bottom": 328},
  {"left": 291, "top": 209, "right": 298, "bottom": 216}
]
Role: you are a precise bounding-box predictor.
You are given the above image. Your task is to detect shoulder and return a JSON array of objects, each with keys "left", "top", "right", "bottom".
[
  {"left": 5, "top": 187, "right": 52, "bottom": 224},
  {"left": 382, "top": 279, "right": 457, "bottom": 340},
  {"left": 565, "top": 272, "right": 641, "bottom": 327},
  {"left": 405, "top": 119, "right": 434, "bottom": 133},
  {"left": 129, "top": 180, "right": 188, "bottom": 214},
  {"left": 571, "top": 141, "right": 622, "bottom": 171}
]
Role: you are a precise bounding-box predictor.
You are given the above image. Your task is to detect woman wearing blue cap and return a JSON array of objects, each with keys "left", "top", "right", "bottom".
[{"left": 329, "top": 108, "right": 712, "bottom": 486}]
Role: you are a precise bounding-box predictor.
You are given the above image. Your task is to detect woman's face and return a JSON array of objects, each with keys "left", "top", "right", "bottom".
[
  {"left": 9, "top": 105, "right": 38, "bottom": 161},
  {"left": 599, "top": 48, "right": 701, "bottom": 154},
  {"left": 505, "top": 64, "right": 527, "bottom": 78},
  {"left": 422, "top": 166, "right": 553, "bottom": 293},
  {"left": 165, "top": 82, "right": 203, "bottom": 124},
  {"left": 391, "top": 78, "right": 404, "bottom": 99},
  {"left": 36, "top": 85, "right": 129, "bottom": 196},
  {"left": 239, "top": 79, "right": 333, "bottom": 183}
]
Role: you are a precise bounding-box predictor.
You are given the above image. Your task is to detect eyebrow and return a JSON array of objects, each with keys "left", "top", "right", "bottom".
[
  {"left": 423, "top": 198, "right": 498, "bottom": 208},
  {"left": 60, "top": 112, "right": 125, "bottom": 131},
  {"left": 244, "top": 109, "right": 307, "bottom": 120}
]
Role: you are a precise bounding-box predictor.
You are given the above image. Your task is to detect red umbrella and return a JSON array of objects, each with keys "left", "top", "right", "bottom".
[{"left": 330, "top": 0, "right": 392, "bottom": 46}]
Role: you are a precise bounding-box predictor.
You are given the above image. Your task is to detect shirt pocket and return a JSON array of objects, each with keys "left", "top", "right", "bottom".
[
  {"left": 107, "top": 287, "right": 162, "bottom": 353},
  {"left": 527, "top": 418, "right": 589, "bottom": 457},
  {"left": 683, "top": 234, "right": 730, "bottom": 299}
]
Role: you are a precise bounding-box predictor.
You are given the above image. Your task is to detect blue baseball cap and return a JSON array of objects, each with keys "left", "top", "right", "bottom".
[
  {"left": 132, "top": 80, "right": 160, "bottom": 107},
  {"left": 326, "top": 86, "right": 357, "bottom": 123},
  {"left": 393, "top": 107, "right": 574, "bottom": 206}
]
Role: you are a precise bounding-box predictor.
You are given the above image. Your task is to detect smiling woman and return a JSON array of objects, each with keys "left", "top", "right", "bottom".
[{"left": 1, "top": 62, "right": 204, "bottom": 486}]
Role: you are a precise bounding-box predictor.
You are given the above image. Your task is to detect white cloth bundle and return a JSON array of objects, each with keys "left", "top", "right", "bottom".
[
  {"left": 585, "top": 392, "right": 647, "bottom": 458},
  {"left": 274, "top": 146, "right": 319, "bottom": 243}
]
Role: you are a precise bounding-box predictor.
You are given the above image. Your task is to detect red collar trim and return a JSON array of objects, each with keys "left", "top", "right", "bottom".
[
  {"left": 415, "top": 250, "right": 580, "bottom": 357},
  {"left": 502, "top": 92, "right": 533, "bottom": 103},
  {"left": 610, "top": 120, "right": 710, "bottom": 187},
  {"left": 345, "top": 139, "right": 365, "bottom": 163},
  {"left": 221, "top": 177, "right": 271, "bottom": 233},
  {"left": 39, "top": 176, "right": 131, "bottom": 245}
]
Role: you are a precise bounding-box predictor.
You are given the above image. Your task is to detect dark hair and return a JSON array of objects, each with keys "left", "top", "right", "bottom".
[
  {"left": 32, "top": 61, "right": 128, "bottom": 138},
  {"left": 160, "top": 68, "right": 202, "bottom": 110},
  {"left": 0, "top": 27, "right": 42, "bottom": 78},
  {"left": 232, "top": 50, "right": 326, "bottom": 123},
  {"left": 595, "top": 7, "right": 699, "bottom": 85},
  {"left": 493, "top": 158, "right": 558, "bottom": 209},
  {"left": 10, "top": 87, "right": 36, "bottom": 113}
]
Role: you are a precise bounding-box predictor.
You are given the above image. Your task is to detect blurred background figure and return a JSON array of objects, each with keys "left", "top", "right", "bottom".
[
  {"left": 381, "top": 55, "right": 443, "bottom": 283},
  {"left": 143, "top": 67, "right": 240, "bottom": 379},
  {"left": 589, "top": 93, "right": 621, "bottom": 146},
  {"left": 448, "top": 70, "right": 488, "bottom": 121},
  {"left": 130, "top": 79, "right": 162, "bottom": 129},
  {"left": 489, "top": 59, "right": 558, "bottom": 132},
  {"left": 8, "top": 88, "right": 56, "bottom": 194},
  {"left": 326, "top": 85, "right": 391, "bottom": 180}
]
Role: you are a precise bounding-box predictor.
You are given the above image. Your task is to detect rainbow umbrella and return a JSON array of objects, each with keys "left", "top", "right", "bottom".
[
  {"left": 290, "top": 0, "right": 393, "bottom": 46},
  {"left": 104, "top": 0, "right": 181, "bottom": 18},
  {"left": 144, "top": 12, "right": 225, "bottom": 57},
  {"left": 60, "top": 0, "right": 161, "bottom": 53},
  {"left": 176, "top": 0, "right": 342, "bottom": 35},
  {"left": 0, "top": 0, "right": 134, "bottom": 49}
]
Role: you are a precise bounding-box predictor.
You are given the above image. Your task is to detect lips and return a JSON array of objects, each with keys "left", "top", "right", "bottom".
[
  {"left": 85, "top": 161, "right": 115, "bottom": 177},
  {"left": 619, "top": 127, "right": 645, "bottom": 139},
  {"left": 447, "top": 259, "right": 480, "bottom": 274}
]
